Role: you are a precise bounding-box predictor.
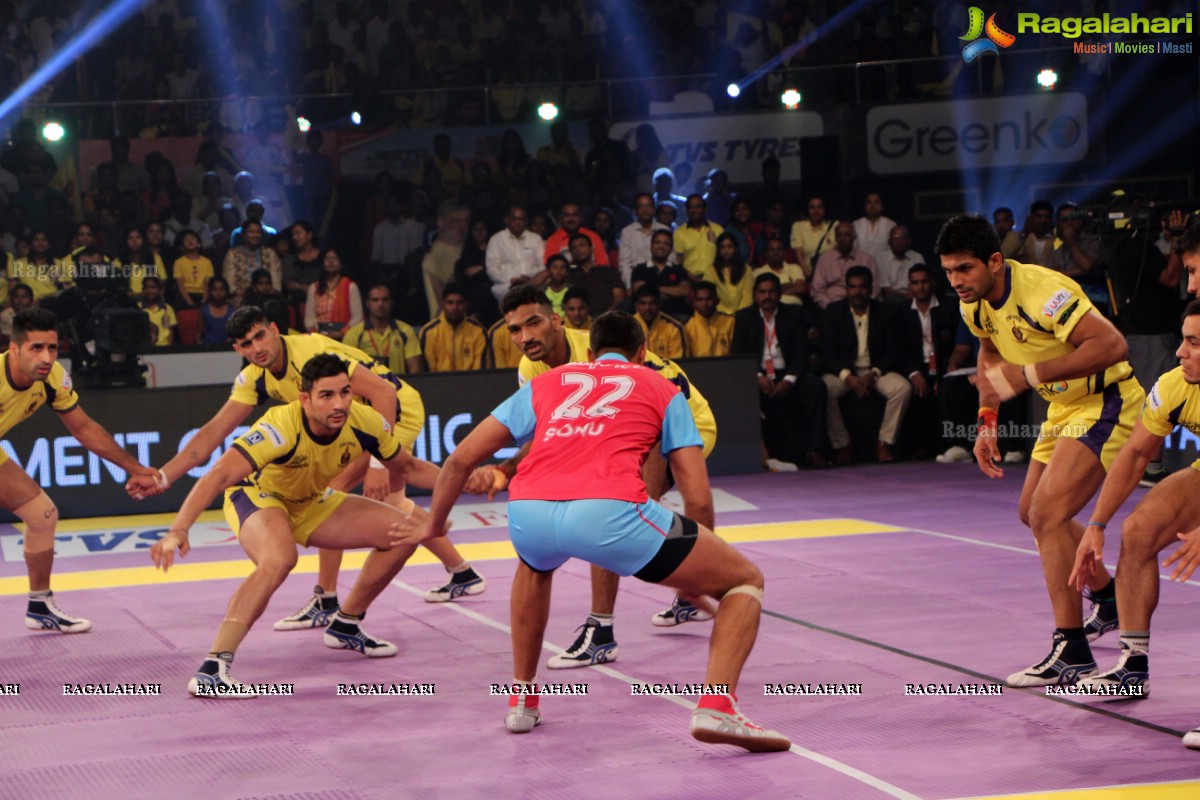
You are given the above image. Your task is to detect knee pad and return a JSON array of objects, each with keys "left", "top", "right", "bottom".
[
  {"left": 16, "top": 492, "right": 57, "bottom": 552},
  {"left": 724, "top": 584, "right": 763, "bottom": 604}
]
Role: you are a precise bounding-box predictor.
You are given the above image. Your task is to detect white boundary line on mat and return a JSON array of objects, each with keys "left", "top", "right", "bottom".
[{"left": 390, "top": 578, "right": 924, "bottom": 800}]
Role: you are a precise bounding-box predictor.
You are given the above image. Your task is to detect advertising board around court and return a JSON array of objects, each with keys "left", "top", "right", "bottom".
[{"left": 0, "top": 357, "right": 761, "bottom": 519}]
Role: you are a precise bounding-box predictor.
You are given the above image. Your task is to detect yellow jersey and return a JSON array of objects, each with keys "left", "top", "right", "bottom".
[
  {"left": 0, "top": 353, "right": 78, "bottom": 437},
  {"left": 343, "top": 320, "right": 421, "bottom": 376},
  {"left": 173, "top": 255, "right": 215, "bottom": 297},
  {"left": 1143, "top": 367, "right": 1200, "bottom": 439},
  {"left": 961, "top": 260, "right": 1133, "bottom": 407},
  {"left": 637, "top": 313, "right": 687, "bottom": 359},
  {"left": 487, "top": 318, "right": 523, "bottom": 369},
  {"left": 11, "top": 258, "right": 67, "bottom": 303},
  {"left": 674, "top": 222, "right": 724, "bottom": 279},
  {"left": 684, "top": 312, "right": 734, "bottom": 358},
  {"left": 518, "top": 327, "right": 717, "bottom": 452},
  {"left": 418, "top": 313, "right": 487, "bottom": 372},
  {"left": 230, "top": 401, "right": 400, "bottom": 510},
  {"left": 229, "top": 333, "right": 419, "bottom": 429},
  {"left": 141, "top": 303, "right": 177, "bottom": 346}
]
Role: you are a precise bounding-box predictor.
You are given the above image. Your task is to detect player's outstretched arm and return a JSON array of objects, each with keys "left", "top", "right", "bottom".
[
  {"left": 129, "top": 399, "right": 253, "bottom": 500},
  {"left": 1070, "top": 420, "right": 1164, "bottom": 591},
  {"left": 667, "top": 445, "right": 715, "bottom": 531},
  {"left": 348, "top": 366, "right": 399, "bottom": 426},
  {"left": 60, "top": 406, "right": 157, "bottom": 480},
  {"left": 150, "top": 448, "right": 253, "bottom": 572},
  {"left": 393, "top": 416, "right": 514, "bottom": 546},
  {"left": 973, "top": 339, "right": 1005, "bottom": 479}
]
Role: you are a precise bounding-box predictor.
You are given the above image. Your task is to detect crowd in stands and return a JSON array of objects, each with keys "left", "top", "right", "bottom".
[{"left": 6, "top": 0, "right": 1176, "bottom": 132}]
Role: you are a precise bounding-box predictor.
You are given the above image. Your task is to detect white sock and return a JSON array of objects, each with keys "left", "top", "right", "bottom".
[
  {"left": 1120, "top": 631, "right": 1149, "bottom": 654},
  {"left": 449, "top": 561, "right": 472, "bottom": 574},
  {"left": 589, "top": 613, "right": 614, "bottom": 626}
]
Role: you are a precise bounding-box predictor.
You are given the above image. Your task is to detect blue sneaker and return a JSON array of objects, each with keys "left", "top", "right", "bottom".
[
  {"left": 547, "top": 618, "right": 618, "bottom": 669},
  {"left": 1076, "top": 646, "right": 1149, "bottom": 699},
  {"left": 187, "top": 652, "right": 258, "bottom": 699},
  {"left": 1083, "top": 590, "right": 1118, "bottom": 643},
  {"left": 1006, "top": 632, "right": 1097, "bottom": 688},
  {"left": 274, "top": 585, "right": 339, "bottom": 631},
  {"left": 323, "top": 619, "right": 397, "bottom": 658},
  {"left": 424, "top": 567, "right": 487, "bottom": 602},
  {"left": 26, "top": 592, "right": 91, "bottom": 633},
  {"left": 651, "top": 596, "right": 714, "bottom": 627}
]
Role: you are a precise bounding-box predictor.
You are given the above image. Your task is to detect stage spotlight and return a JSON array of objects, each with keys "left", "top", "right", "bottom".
[
  {"left": 1036, "top": 69, "right": 1058, "bottom": 90},
  {"left": 537, "top": 102, "right": 559, "bottom": 121},
  {"left": 42, "top": 121, "right": 65, "bottom": 142},
  {"left": 780, "top": 89, "right": 802, "bottom": 109},
  {"left": 296, "top": 115, "right": 312, "bottom": 133},
  {"left": 726, "top": 83, "right": 741, "bottom": 98},
  {"left": 350, "top": 111, "right": 362, "bottom": 126}
]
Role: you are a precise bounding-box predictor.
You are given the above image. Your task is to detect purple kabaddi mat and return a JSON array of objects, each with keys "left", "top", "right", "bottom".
[{"left": 1, "top": 464, "right": 1198, "bottom": 800}]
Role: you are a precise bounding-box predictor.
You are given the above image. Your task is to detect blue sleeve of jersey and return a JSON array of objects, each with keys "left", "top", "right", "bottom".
[
  {"left": 661, "top": 392, "right": 703, "bottom": 455},
  {"left": 491, "top": 381, "right": 537, "bottom": 445}
]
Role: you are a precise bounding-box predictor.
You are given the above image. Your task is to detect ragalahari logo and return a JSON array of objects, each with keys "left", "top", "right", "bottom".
[{"left": 960, "top": 8, "right": 1016, "bottom": 62}]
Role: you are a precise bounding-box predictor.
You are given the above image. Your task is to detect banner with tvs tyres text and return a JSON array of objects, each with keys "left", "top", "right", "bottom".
[{"left": 0, "top": 358, "right": 761, "bottom": 519}]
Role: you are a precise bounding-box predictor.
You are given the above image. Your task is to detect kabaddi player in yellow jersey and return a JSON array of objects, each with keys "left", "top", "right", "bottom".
[
  {"left": 125, "top": 306, "right": 488, "bottom": 629},
  {"left": 480, "top": 285, "right": 718, "bottom": 670},
  {"left": 3, "top": 309, "right": 158, "bottom": 633},
  {"left": 151, "top": 354, "right": 479, "bottom": 696},
  {"left": 936, "top": 214, "right": 1144, "bottom": 688}
]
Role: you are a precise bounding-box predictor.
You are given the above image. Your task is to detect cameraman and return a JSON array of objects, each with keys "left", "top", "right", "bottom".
[
  {"left": 1106, "top": 207, "right": 1185, "bottom": 485},
  {"left": 1051, "top": 202, "right": 1108, "bottom": 315},
  {"left": 52, "top": 248, "right": 134, "bottom": 353}
]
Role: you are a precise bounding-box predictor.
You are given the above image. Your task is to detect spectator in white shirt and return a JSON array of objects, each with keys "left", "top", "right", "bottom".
[
  {"left": 618, "top": 192, "right": 671, "bottom": 286},
  {"left": 485, "top": 204, "right": 546, "bottom": 301},
  {"left": 875, "top": 225, "right": 925, "bottom": 304},
  {"left": 852, "top": 192, "right": 897, "bottom": 265},
  {"left": 372, "top": 195, "right": 426, "bottom": 279}
]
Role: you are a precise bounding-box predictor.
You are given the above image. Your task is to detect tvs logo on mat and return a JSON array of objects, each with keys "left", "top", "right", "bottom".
[{"left": 960, "top": 8, "right": 1016, "bottom": 62}]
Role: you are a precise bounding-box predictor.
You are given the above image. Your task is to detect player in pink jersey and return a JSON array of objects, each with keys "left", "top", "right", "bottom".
[{"left": 395, "top": 311, "right": 790, "bottom": 753}]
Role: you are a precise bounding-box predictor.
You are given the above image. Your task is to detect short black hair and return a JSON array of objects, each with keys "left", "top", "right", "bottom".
[
  {"left": 300, "top": 353, "right": 349, "bottom": 393},
  {"left": 993, "top": 206, "right": 1014, "bottom": 219},
  {"left": 934, "top": 214, "right": 1003, "bottom": 262},
  {"left": 442, "top": 281, "right": 466, "bottom": 301},
  {"left": 907, "top": 263, "right": 932, "bottom": 280},
  {"left": 562, "top": 288, "right": 590, "bottom": 306},
  {"left": 142, "top": 275, "right": 163, "bottom": 289},
  {"left": 208, "top": 276, "right": 230, "bottom": 292},
  {"left": 568, "top": 232, "right": 592, "bottom": 248},
  {"left": 846, "top": 265, "right": 873, "bottom": 287},
  {"left": 1176, "top": 220, "right": 1200, "bottom": 257},
  {"left": 226, "top": 305, "right": 268, "bottom": 340},
  {"left": 546, "top": 253, "right": 569, "bottom": 269},
  {"left": 753, "top": 271, "right": 782, "bottom": 290},
  {"left": 501, "top": 285, "right": 552, "bottom": 315},
  {"left": 12, "top": 308, "right": 58, "bottom": 344},
  {"left": 650, "top": 229, "right": 673, "bottom": 244},
  {"left": 250, "top": 268, "right": 272, "bottom": 284},
  {"left": 692, "top": 280, "right": 717, "bottom": 295},
  {"left": 1183, "top": 298, "right": 1200, "bottom": 320},
  {"left": 10, "top": 283, "right": 33, "bottom": 301},
  {"left": 634, "top": 283, "right": 660, "bottom": 300},
  {"left": 1030, "top": 199, "right": 1053, "bottom": 215},
  {"left": 589, "top": 311, "right": 645, "bottom": 357}
]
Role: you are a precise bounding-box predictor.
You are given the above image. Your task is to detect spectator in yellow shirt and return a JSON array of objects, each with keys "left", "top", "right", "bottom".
[
  {"left": 171, "top": 229, "right": 213, "bottom": 307},
  {"left": 702, "top": 233, "right": 755, "bottom": 315},
  {"left": 139, "top": 276, "right": 178, "bottom": 346},
  {"left": 753, "top": 236, "right": 808, "bottom": 306},
  {"left": 633, "top": 284, "right": 686, "bottom": 359},
  {"left": 684, "top": 280, "right": 734, "bottom": 357},
  {"left": 673, "top": 194, "right": 724, "bottom": 279},
  {"left": 343, "top": 284, "right": 423, "bottom": 375},
  {"left": 418, "top": 282, "right": 487, "bottom": 372}
]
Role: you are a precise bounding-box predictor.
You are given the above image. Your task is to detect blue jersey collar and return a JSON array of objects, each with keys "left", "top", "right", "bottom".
[{"left": 596, "top": 352, "right": 630, "bottom": 363}]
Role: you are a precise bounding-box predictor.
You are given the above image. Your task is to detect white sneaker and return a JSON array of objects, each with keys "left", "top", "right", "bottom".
[
  {"left": 936, "top": 446, "right": 971, "bottom": 463},
  {"left": 650, "top": 596, "right": 714, "bottom": 627},
  {"left": 1003, "top": 450, "right": 1026, "bottom": 464},
  {"left": 1183, "top": 727, "right": 1200, "bottom": 749},
  {"left": 187, "top": 653, "right": 259, "bottom": 699},
  {"left": 505, "top": 692, "right": 541, "bottom": 733},
  {"left": 765, "top": 458, "right": 799, "bottom": 473},
  {"left": 690, "top": 694, "right": 791, "bottom": 753},
  {"left": 25, "top": 592, "right": 91, "bottom": 633}
]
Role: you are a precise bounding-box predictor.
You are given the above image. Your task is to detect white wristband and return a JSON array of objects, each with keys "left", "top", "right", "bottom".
[
  {"left": 155, "top": 469, "right": 170, "bottom": 489},
  {"left": 369, "top": 456, "right": 384, "bottom": 469},
  {"left": 1022, "top": 363, "right": 1042, "bottom": 388},
  {"left": 984, "top": 364, "right": 1020, "bottom": 401}
]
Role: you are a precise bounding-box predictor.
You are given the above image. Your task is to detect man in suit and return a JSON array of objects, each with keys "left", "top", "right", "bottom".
[
  {"left": 903, "top": 263, "right": 961, "bottom": 457},
  {"left": 821, "top": 266, "right": 913, "bottom": 463},
  {"left": 732, "top": 272, "right": 828, "bottom": 469}
]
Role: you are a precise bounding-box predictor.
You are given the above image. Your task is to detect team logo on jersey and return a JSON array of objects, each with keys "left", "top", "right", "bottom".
[
  {"left": 260, "top": 423, "right": 285, "bottom": 446},
  {"left": 983, "top": 318, "right": 998, "bottom": 335},
  {"left": 339, "top": 444, "right": 354, "bottom": 466},
  {"left": 235, "top": 373, "right": 246, "bottom": 386},
  {"left": 244, "top": 431, "right": 265, "bottom": 446},
  {"left": 1011, "top": 326, "right": 1025, "bottom": 342},
  {"left": 1147, "top": 383, "right": 1162, "bottom": 411},
  {"left": 61, "top": 374, "right": 72, "bottom": 391},
  {"left": 1042, "top": 289, "right": 1073, "bottom": 318}
]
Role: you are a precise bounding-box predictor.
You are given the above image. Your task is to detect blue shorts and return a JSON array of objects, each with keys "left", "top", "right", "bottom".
[{"left": 507, "top": 498, "right": 696, "bottom": 581}]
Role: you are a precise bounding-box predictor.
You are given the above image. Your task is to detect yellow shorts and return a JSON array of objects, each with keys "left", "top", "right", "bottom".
[
  {"left": 1031, "top": 377, "right": 1144, "bottom": 471},
  {"left": 223, "top": 486, "right": 349, "bottom": 546},
  {"left": 395, "top": 382, "right": 425, "bottom": 451}
]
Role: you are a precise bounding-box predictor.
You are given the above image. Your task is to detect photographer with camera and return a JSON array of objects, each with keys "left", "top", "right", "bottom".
[
  {"left": 1106, "top": 203, "right": 1186, "bottom": 485},
  {"left": 1052, "top": 202, "right": 1109, "bottom": 316}
]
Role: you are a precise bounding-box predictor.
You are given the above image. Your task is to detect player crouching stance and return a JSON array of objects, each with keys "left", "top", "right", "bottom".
[
  {"left": 396, "top": 312, "right": 791, "bottom": 752},
  {"left": 152, "top": 354, "right": 483, "bottom": 697}
]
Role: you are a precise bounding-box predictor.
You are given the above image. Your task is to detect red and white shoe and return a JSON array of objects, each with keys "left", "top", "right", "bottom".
[
  {"left": 690, "top": 693, "right": 791, "bottom": 753},
  {"left": 505, "top": 690, "right": 541, "bottom": 733}
]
